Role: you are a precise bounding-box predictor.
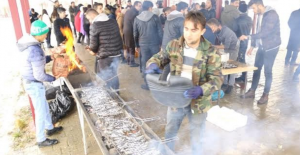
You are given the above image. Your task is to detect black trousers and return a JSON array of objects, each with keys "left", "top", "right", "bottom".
[
  {"left": 83, "top": 25, "right": 90, "bottom": 45},
  {"left": 46, "top": 28, "right": 52, "bottom": 47},
  {"left": 71, "top": 22, "right": 76, "bottom": 37},
  {"left": 77, "top": 33, "right": 85, "bottom": 43}
]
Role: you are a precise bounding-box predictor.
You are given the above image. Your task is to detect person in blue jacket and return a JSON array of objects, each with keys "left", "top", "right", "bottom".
[{"left": 17, "top": 20, "right": 63, "bottom": 147}]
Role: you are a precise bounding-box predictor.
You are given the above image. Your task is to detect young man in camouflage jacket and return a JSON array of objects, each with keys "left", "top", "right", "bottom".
[{"left": 146, "top": 11, "right": 223, "bottom": 155}]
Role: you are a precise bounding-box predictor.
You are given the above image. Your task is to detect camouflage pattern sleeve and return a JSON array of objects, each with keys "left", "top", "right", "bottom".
[{"left": 201, "top": 47, "right": 223, "bottom": 96}]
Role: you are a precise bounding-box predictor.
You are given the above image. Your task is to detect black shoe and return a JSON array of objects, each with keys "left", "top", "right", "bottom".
[
  {"left": 221, "top": 84, "right": 228, "bottom": 90},
  {"left": 47, "top": 45, "right": 54, "bottom": 48},
  {"left": 130, "top": 63, "right": 139, "bottom": 67},
  {"left": 46, "top": 126, "right": 63, "bottom": 136},
  {"left": 241, "top": 89, "right": 256, "bottom": 99},
  {"left": 38, "top": 138, "right": 59, "bottom": 147},
  {"left": 141, "top": 84, "right": 149, "bottom": 90},
  {"left": 225, "top": 86, "right": 233, "bottom": 94}
]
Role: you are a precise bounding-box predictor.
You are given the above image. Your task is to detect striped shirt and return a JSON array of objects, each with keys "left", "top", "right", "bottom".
[{"left": 181, "top": 45, "right": 198, "bottom": 80}]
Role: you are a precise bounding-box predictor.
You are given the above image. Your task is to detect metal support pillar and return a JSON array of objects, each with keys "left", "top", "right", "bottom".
[
  {"left": 20, "top": 0, "right": 31, "bottom": 34},
  {"left": 8, "top": 0, "right": 22, "bottom": 41},
  {"left": 78, "top": 102, "right": 88, "bottom": 155},
  {"left": 216, "top": 0, "right": 222, "bottom": 19}
]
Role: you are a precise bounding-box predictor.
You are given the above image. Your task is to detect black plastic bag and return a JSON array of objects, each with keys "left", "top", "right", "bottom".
[
  {"left": 49, "top": 90, "right": 75, "bottom": 124},
  {"left": 46, "top": 86, "right": 59, "bottom": 100},
  {"left": 46, "top": 84, "right": 71, "bottom": 100}
]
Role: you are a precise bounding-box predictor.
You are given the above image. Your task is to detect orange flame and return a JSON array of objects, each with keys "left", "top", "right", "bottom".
[{"left": 60, "top": 27, "right": 84, "bottom": 72}]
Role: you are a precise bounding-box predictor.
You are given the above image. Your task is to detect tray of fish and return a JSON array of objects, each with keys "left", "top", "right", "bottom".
[
  {"left": 222, "top": 62, "right": 238, "bottom": 69},
  {"left": 77, "top": 86, "right": 169, "bottom": 155}
]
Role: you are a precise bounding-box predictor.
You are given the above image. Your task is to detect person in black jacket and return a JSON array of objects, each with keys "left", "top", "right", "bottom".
[
  {"left": 69, "top": 2, "right": 77, "bottom": 38},
  {"left": 126, "top": 0, "right": 133, "bottom": 9},
  {"left": 30, "top": 8, "right": 39, "bottom": 23},
  {"left": 161, "top": 2, "right": 188, "bottom": 51},
  {"left": 201, "top": 0, "right": 216, "bottom": 21},
  {"left": 134, "top": 1, "right": 163, "bottom": 90},
  {"left": 239, "top": 0, "right": 281, "bottom": 104},
  {"left": 285, "top": 8, "right": 300, "bottom": 66},
  {"left": 54, "top": 7, "right": 72, "bottom": 46},
  {"left": 234, "top": 1, "right": 252, "bottom": 82},
  {"left": 123, "top": 1, "right": 142, "bottom": 67},
  {"left": 86, "top": 9, "right": 123, "bottom": 91},
  {"left": 160, "top": 7, "right": 171, "bottom": 28}
]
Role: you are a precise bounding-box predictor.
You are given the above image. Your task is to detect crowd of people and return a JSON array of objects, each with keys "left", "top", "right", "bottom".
[{"left": 22, "top": 0, "right": 300, "bottom": 153}]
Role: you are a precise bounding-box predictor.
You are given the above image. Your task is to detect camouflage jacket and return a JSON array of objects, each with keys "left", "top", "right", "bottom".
[{"left": 147, "top": 36, "right": 223, "bottom": 114}]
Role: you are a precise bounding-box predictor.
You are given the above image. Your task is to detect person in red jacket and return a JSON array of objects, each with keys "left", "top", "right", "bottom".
[{"left": 75, "top": 5, "right": 85, "bottom": 43}]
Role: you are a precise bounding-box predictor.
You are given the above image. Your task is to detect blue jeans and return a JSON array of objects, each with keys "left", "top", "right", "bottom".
[
  {"left": 223, "top": 74, "right": 236, "bottom": 86},
  {"left": 23, "top": 82, "right": 53, "bottom": 142},
  {"left": 251, "top": 47, "right": 279, "bottom": 94},
  {"left": 165, "top": 105, "right": 207, "bottom": 155},
  {"left": 140, "top": 45, "right": 160, "bottom": 76}
]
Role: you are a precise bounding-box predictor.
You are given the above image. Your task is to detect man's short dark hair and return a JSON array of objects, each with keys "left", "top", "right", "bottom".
[
  {"left": 142, "top": 1, "right": 153, "bottom": 11},
  {"left": 200, "top": 2, "right": 205, "bottom": 8},
  {"left": 134, "top": 1, "right": 141, "bottom": 6},
  {"left": 156, "top": 1, "right": 163, "bottom": 8},
  {"left": 230, "top": 0, "right": 239, "bottom": 3},
  {"left": 248, "top": 0, "right": 264, "bottom": 7},
  {"left": 207, "top": 18, "right": 221, "bottom": 27},
  {"left": 176, "top": 2, "right": 188, "bottom": 12},
  {"left": 93, "top": 2, "right": 103, "bottom": 9},
  {"left": 31, "top": 8, "right": 35, "bottom": 12},
  {"left": 86, "top": 9, "right": 99, "bottom": 16},
  {"left": 71, "top": 1, "right": 74, "bottom": 4},
  {"left": 163, "top": 7, "right": 171, "bottom": 13},
  {"left": 185, "top": 11, "right": 206, "bottom": 29},
  {"left": 239, "top": 1, "right": 248, "bottom": 13},
  {"left": 83, "top": 7, "right": 88, "bottom": 13},
  {"left": 57, "top": 7, "right": 66, "bottom": 13}
]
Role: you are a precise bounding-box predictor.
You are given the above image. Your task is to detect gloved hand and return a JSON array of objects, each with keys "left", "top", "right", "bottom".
[
  {"left": 145, "top": 63, "right": 162, "bottom": 74},
  {"left": 183, "top": 86, "right": 203, "bottom": 99}
]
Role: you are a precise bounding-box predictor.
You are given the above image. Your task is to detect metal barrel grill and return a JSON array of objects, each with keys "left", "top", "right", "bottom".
[{"left": 62, "top": 62, "right": 175, "bottom": 155}]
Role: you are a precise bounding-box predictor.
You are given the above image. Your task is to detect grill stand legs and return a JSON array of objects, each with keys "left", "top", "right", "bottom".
[{"left": 78, "top": 105, "right": 88, "bottom": 155}]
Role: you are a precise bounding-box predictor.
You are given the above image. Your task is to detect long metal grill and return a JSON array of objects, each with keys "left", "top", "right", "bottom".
[{"left": 79, "top": 86, "right": 162, "bottom": 155}]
